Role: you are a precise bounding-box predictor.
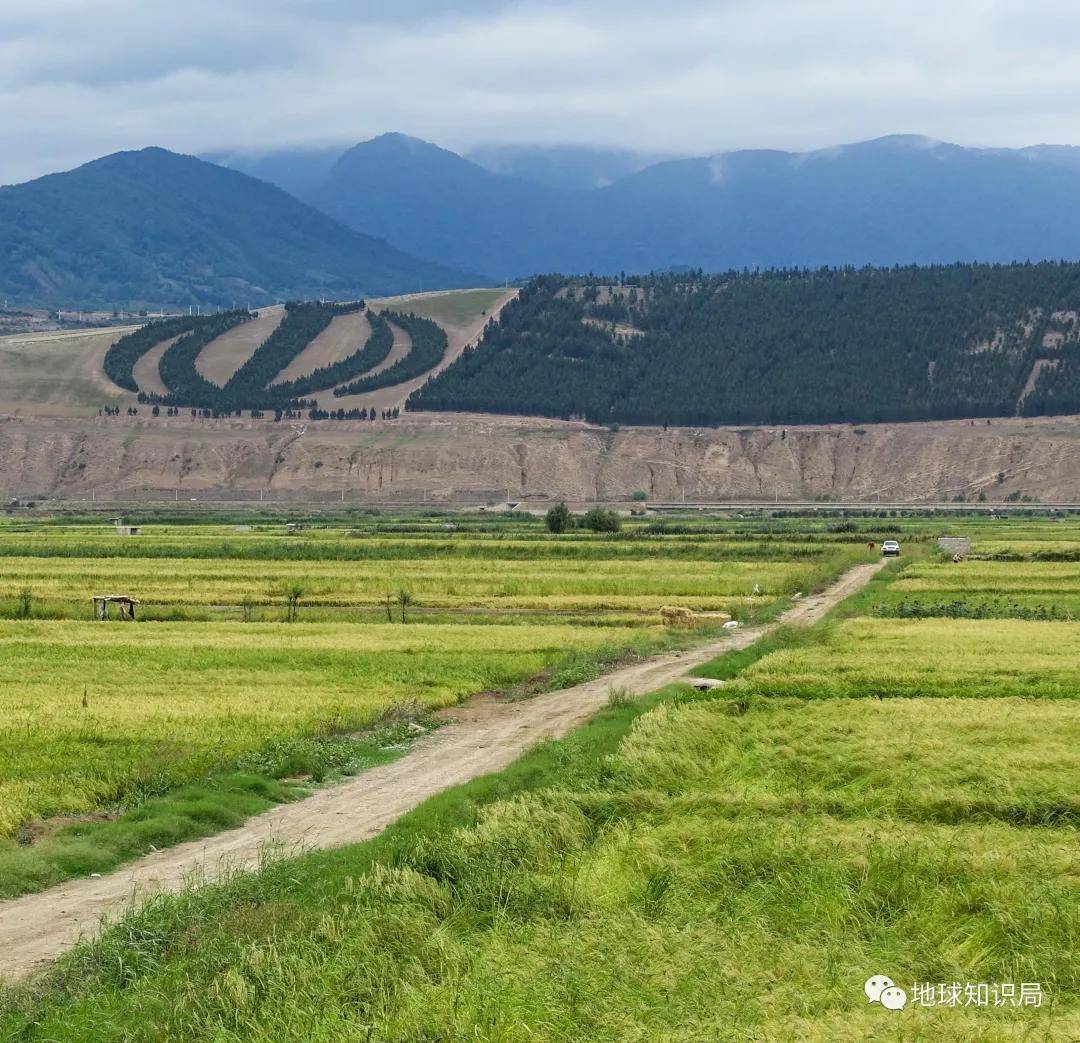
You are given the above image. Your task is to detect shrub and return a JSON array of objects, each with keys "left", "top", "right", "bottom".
[
  {"left": 545, "top": 502, "right": 573, "bottom": 534},
  {"left": 583, "top": 507, "right": 622, "bottom": 533}
]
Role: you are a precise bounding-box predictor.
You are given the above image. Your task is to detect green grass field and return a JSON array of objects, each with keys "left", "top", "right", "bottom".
[
  {"left": 0, "top": 621, "right": 660, "bottom": 838},
  {"left": 1, "top": 513, "right": 1076, "bottom": 1039},
  {"left": 728, "top": 617, "right": 1080, "bottom": 698},
  {"left": 0, "top": 517, "right": 869, "bottom": 900},
  {"left": 4, "top": 685, "right": 1074, "bottom": 1039}
]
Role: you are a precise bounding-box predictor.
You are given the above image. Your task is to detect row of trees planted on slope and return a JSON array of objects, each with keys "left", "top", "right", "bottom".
[
  {"left": 269, "top": 311, "right": 393, "bottom": 401},
  {"left": 334, "top": 312, "right": 447, "bottom": 397},
  {"left": 222, "top": 300, "right": 364, "bottom": 405},
  {"left": 132, "top": 301, "right": 426, "bottom": 412},
  {"left": 411, "top": 264, "right": 1080, "bottom": 426},
  {"left": 103, "top": 316, "right": 203, "bottom": 392},
  {"left": 156, "top": 311, "right": 254, "bottom": 408}
]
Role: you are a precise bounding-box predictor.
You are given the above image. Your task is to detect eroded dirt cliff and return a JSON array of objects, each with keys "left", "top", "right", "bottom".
[{"left": 2, "top": 411, "right": 1079, "bottom": 503}]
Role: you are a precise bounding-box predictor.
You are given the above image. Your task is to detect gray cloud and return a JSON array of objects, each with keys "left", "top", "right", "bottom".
[{"left": 1, "top": 0, "right": 1078, "bottom": 185}]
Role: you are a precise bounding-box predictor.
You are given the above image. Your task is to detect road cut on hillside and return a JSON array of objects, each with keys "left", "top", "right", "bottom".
[{"left": 0, "top": 561, "right": 884, "bottom": 982}]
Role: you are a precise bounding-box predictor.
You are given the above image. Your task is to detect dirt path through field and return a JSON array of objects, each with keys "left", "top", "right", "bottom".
[{"left": 0, "top": 561, "right": 883, "bottom": 982}]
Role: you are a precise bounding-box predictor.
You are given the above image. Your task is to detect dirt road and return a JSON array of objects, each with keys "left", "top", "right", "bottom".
[{"left": 0, "top": 561, "right": 883, "bottom": 982}]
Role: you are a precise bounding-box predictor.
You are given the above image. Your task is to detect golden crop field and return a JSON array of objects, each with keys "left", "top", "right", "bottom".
[
  {"left": 892, "top": 560, "right": 1080, "bottom": 595},
  {"left": 0, "top": 620, "right": 656, "bottom": 837},
  {"left": 0, "top": 554, "right": 814, "bottom": 613},
  {"left": 0, "top": 520, "right": 867, "bottom": 843}
]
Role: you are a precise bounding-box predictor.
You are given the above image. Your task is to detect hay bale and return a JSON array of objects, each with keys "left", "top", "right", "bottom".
[{"left": 660, "top": 605, "right": 696, "bottom": 627}]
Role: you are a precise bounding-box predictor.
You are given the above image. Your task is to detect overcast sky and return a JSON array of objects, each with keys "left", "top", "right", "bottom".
[{"left": 2, "top": 0, "right": 1078, "bottom": 185}]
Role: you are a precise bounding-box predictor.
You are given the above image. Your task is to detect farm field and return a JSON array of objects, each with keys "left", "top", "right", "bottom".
[
  {"left": 1, "top": 514, "right": 1077, "bottom": 1039},
  {"left": 0, "top": 523, "right": 860, "bottom": 620},
  {"left": 0, "top": 516, "right": 873, "bottom": 901},
  {"left": 728, "top": 616, "right": 1080, "bottom": 698},
  {"left": 0, "top": 621, "right": 656, "bottom": 838},
  {"left": 875, "top": 560, "right": 1080, "bottom": 617}
]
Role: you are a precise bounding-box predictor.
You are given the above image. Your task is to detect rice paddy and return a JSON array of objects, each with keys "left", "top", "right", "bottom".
[
  {"left": 0, "top": 518, "right": 868, "bottom": 853},
  {"left": 1, "top": 513, "right": 1077, "bottom": 1039},
  {"left": 0, "top": 621, "right": 658, "bottom": 837}
]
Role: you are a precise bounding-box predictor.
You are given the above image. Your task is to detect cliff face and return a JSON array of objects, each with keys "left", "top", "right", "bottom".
[{"left": 2, "top": 411, "right": 1080, "bottom": 503}]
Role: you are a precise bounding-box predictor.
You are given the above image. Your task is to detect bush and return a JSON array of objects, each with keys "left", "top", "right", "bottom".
[
  {"left": 583, "top": 507, "right": 621, "bottom": 533},
  {"left": 545, "top": 502, "right": 572, "bottom": 534}
]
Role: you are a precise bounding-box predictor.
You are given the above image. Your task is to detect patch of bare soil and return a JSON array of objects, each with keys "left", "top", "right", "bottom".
[
  {"left": 0, "top": 562, "right": 883, "bottom": 982},
  {"left": 1016, "top": 357, "right": 1059, "bottom": 414},
  {"left": 330, "top": 289, "right": 517, "bottom": 413},
  {"left": 273, "top": 310, "right": 372, "bottom": 385},
  {"left": 131, "top": 335, "right": 182, "bottom": 397},
  {"left": 18, "top": 813, "right": 116, "bottom": 847},
  {"left": 327, "top": 319, "right": 412, "bottom": 412},
  {"left": 194, "top": 307, "right": 285, "bottom": 387}
]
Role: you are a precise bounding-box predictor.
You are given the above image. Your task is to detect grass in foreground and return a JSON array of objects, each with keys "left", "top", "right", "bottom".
[{"left": 2, "top": 687, "right": 1073, "bottom": 1041}]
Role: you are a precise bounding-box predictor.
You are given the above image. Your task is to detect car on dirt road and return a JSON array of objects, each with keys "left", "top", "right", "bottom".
[{"left": 881, "top": 540, "right": 900, "bottom": 557}]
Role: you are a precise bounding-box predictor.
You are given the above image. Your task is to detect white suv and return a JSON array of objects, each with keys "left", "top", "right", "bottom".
[{"left": 881, "top": 540, "right": 900, "bottom": 557}]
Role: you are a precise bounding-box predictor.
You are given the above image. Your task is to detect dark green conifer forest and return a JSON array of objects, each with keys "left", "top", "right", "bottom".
[{"left": 412, "top": 264, "right": 1080, "bottom": 425}]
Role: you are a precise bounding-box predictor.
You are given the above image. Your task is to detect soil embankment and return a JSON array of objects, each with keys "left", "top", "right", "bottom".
[{"left": 2, "top": 412, "right": 1080, "bottom": 503}]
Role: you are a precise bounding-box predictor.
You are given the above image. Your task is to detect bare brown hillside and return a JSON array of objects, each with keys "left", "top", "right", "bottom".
[{"left": 2, "top": 411, "right": 1079, "bottom": 504}]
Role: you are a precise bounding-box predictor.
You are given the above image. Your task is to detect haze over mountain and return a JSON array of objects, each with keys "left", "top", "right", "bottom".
[
  {"left": 463, "top": 145, "right": 670, "bottom": 191},
  {"left": 263, "top": 132, "right": 1080, "bottom": 280},
  {"left": 200, "top": 146, "right": 346, "bottom": 200},
  {"left": 0, "top": 148, "right": 480, "bottom": 310}
]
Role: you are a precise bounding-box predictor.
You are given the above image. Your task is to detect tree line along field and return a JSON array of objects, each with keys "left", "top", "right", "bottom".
[
  {"left": 1, "top": 514, "right": 1077, "bottom": 1039},
  {"left": 0, "top": 516, "right": 872, "bottom": 900}
]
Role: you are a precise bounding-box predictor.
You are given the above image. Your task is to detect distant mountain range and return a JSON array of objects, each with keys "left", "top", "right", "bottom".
[
  {"left": 0, "top": 148, "right": 480, "bottom": 310},
  {"left": 10, "top": 133, "right": 1080, "bottom": 310},
  {"left": 217, "top": 133, "right": 1080, "bottom": 281}
]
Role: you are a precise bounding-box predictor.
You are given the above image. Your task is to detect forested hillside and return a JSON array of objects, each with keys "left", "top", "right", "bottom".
[
  {"left": 411, "top": 263, "right": 1080, "bottom": 426},
  {"left": 0, "top": 148, "right": 480, "bottom": 309}
]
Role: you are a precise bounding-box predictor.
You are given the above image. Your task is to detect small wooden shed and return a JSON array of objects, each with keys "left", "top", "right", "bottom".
[{"left": 93, "top": 595, "right": 140, "bottom": 620}]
